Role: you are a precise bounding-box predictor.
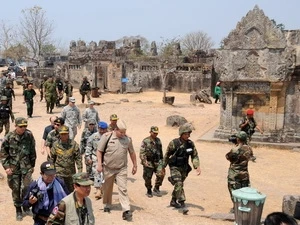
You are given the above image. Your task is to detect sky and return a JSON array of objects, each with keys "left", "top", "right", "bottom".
[{"left": 2, "top": 0, "right": 300, "bottom": 50}]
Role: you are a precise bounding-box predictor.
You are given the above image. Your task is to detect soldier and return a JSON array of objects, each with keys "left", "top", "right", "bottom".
[
  {"left": 61, "top": 97, "right": 82, "bottom": 140},
  {"left": 226, "top": 131, "right": 253, "bottom": 213},
  {"left": 43, "top": 76, "right": 58, "bottom": 114},
  {"left": 6, "top": 73, "right": 14, "bottom": 89},
  {"left": 0, "top": 72, "right": 7, "bottom": 92},
  {"left": 50, "top": 125, "right": 82, "bottom": 192},
  {"left": 0, "top": 117, "right": 36, "bottom": 221},
  {"left": 39, "top": 75, "right": 48, "bottom": 102},
  {"left": 2, "top": 81, "right": 15, "bottom": 110},
  {"left": 85, "top": 121, "right": 108, "bottom": 200},
  {"left": 63, "top": 79, "right": 73, "bottom": 105},
  {"left": 80, "top": 119, "right": 97, "bottom": 154},
  {"left": 47, "top": 172, "right": 95, "bottom": 225},
  {"left": 23, "top": 82, "right": 36, "bottom": 118},
  {"left": 163, "top": 123, "right": 201, "bottom": 214},
  {"left": 79, "top": 76, "right": 91, "bottom": 103},
  {"left": 45, "top": 117, "right": 64, "bottom": 159},
  {"left": 140, "top": 126, "right": 165, "bottom": 198},
  {"left": 97, "top": 120, "right": 137, "bottom": 221},
  {"left": 55, "top": 77, "right": 64, "bottom": 107},
  {"left": 108, "top": 114, "right": 118, "bottom": 131},
  {"left": 82, "top": 101, "right": 100, "bottom": 128},
  {"left": 22, "top": 74, "right": 30, "bottom": 91},
  {"left": 41, "top": 116, "right": 58, "bottom": 156},
  {"left": 0, "top": 96, "right": 14, "bottom": 135}
]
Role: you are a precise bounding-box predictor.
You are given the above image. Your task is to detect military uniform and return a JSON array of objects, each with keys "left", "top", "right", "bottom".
[
  {"left": 64, "top": 81, "right": 73, "bottom": 105},
  {"left": 82, "top": 102, "right": 100, "bottom": 128},
  {"left": 80, "top": 121, "right": 97, "bottom": 154},
  {"left": 44, "top": 78, "right": 58, "bottom": 114},
  {"left": 79, "top": 77, "right": 91, "bottom": 103},
  {"left": 55, "top": 78, "right": 64, "bottom": 107},
  {"left": 39, "top": 76, "right": 48, "bottom": 102},
  {"left": 0, "top": 117, "right": 36, "bottom": 220},
  {"left": 0, "top": 96, "right": 14, "bottom": 135},
  {"left": 23, "top": 85, "right": 36, "bottom": 118},
  {"left": 140, "top": 126, "right": 164, "bottom": 197},
  {"left": 50, "top": 126, "right": 83, "bottom": 192},
  {"left": 107, "top": 114, "right": 118, "bottom": 132},
  {"left": 0, "top": 74, "right": 7, "bottom": 92},
  {"left": 47, "top": 173, "right": 95, "bottom": 225},
  {"left": 226, "top": 131, "right": 253, "bottom": 202},
  {"left": 2, "top": 83, "right": 15, "bottom": 110}
]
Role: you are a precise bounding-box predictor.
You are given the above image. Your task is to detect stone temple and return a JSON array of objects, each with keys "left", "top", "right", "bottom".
[{"left": 213, "top": 5, "right": 300, "bottom": 143}]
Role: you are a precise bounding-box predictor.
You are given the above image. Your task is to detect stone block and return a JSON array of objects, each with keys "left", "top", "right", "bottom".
[{"left": 282, "top": 195, "right": 300, "bottom": 216}]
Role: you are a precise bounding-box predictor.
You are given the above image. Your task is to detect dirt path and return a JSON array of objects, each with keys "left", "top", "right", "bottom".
[{"left": 0, "top": 85, "right": 299, "bottom": 225}]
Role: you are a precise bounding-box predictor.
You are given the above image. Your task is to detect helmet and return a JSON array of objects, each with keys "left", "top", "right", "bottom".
[
  {"left": 179, "top": 123, "right": 192, "bottom": 136},
  {"left": 236, "top": 131, "right": 248, "bottom": 141}
]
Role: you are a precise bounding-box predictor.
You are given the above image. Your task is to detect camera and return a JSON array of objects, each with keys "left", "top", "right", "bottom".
[
  {"left": 228, "top": 134, "right": 238, "bottom": 145},
  {"left": 30, "top": 188, "right": 44, "bottom": 201}
]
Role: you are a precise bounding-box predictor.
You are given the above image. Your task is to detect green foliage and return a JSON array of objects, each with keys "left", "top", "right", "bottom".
[
  {"left": 271, "top": 19, "right": 285, "bottom": 30},
  {"left": 3, "top": 44, "right": 29, "bottom": 61},
  {"left": 41, "top": 44, "right": 56, "bottom": 56}
]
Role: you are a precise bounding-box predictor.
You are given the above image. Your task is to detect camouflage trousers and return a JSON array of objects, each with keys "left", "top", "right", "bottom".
[
  {"left": 57, "top": 175, "right": 74, "bottom": 193},
  {"left": 169, "top": 166, "right": 188, "bottom": 202},
  {"left": 227, "top": 180, "right": 250, "bottom": 202},
  {"left": 7, "top": 172, "right": 33, "bottom": 207},
  {"left": 143, "top": 166, "right": 165, "bottom": 189},
  {"left": 0, "top": 119, "right": 10, "bottom": 135},
  {"left": 45, "top": 94, "right": 57, "bottom": 112}
]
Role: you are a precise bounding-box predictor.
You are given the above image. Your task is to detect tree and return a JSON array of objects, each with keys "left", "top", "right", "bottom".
[
  {"left": 181, "top": 31, "right": 214, "bottom": 54},
  {"left": 19, "top": 5, "right": 54, "bottom": 65},
  {"left": 0, "top": 21, "right": 16, "bottom": 54},
  {"left": 41, "top": 43, "right": 56, "bottom": 56},
  {"left": 3, "top": 44, "right": 29, "bottom": 61},
  {"left": 271, "top": 19, "right": 285, "bottom": 31}
]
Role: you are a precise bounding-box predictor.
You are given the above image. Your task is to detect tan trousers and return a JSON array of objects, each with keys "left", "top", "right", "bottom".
[{"left": 103, "top": 166, "right": 130, "bottom": 212}]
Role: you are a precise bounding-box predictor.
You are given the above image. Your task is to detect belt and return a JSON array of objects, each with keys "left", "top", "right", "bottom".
[{"left": 37, "top": 215, "right": 49, "bottom": 222}]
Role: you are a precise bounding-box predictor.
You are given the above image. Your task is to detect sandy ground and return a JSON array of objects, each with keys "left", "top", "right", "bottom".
[{"left": 0, "top": 84, "right": 300, "bottom": 225}]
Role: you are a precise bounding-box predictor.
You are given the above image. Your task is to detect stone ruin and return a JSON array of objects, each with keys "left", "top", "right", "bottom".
[{"left": 214, "top": 6, "right": 300, "bottom": 142}]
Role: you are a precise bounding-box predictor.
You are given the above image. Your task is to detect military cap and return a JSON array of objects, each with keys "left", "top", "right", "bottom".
[
  {"left": 40, "top": 161, "right": 56, "bottom": 175},
  {"left": 179, "top": 123, "right": 192, "bottom": 136},
  {"left": 117, "top": 120, "right": 127, "bottom": 130},
  {"left": 15, "top": 117, "right": 28, "bottom": 126},
  {"left": 236, "top": 131, "right": 248, "bottom": 141},
  {"left": 1, "top": 96, "right": 8, "bottom": 101},
  {"left": 110, "top": 114, "right": 119, "bottom": 121},
  {"left": 88, "top": 100, "right": 95, "bottom": 105},
  {"left": 73, "top": 172, "right": 93, "bottom": 186},
  {"left": 54, "top": 117, "right": 65, "bottom": 125},
  {"left": 59, "top": 125, "right": 69, "bottom": 134},
  {"left": 150, "top": 126, "right": 159, "bottom": 133},
  {"left": 246, "top": 109, "right": 254, "bottom": 115},
  {"left": 98, "top": 121, "right": 108, "bottom": 129},
  {"left": 69, "top": 97, "right": 76, "bottom": 103},
  {"left": 88, "top": 119, "right": 96, "bottom": 125}
]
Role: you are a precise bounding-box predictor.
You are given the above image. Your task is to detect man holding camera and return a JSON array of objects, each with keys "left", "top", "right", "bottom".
[{"left": 23, "top": 161, "right": 68, "bottom": 225}]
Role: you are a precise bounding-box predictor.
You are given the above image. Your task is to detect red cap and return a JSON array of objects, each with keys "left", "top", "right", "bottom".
[{"left": 246, "top": 109, "right": 254, "bottom": 115}]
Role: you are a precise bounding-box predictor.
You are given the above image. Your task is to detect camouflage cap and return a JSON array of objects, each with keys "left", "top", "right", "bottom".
[
  {"left": 59, "top": 125, "right": 69, "bottom": 134},
  {"left": 15, "top": 117, "right": 28, "bottom": 126},
  {"left": 88, "top": 119, "right": 96, "bottom": 125},
  {"left": 73, "top": 172, "right": 93, "bottom": 186},
  {"left": 88, "top": 100, "right": 95, "bottom": 105},
  {"left": 54, "top": 117, "right": 65, "bottom": 125},
  {"left": 110, "top": 114, "right": 119, "bottom": 121},
  {"left": 40, "top": 161, "right": 56, "bottom": 175},
  {"left": 150, "top": 126, "right": 159, "bottom": 133},
  {"left": 236, "top": 131, "right": 248, "bottom": 141},
  {"left": 69, "top": 97, "right": 76, "bottom": 103},
  {"left": 179, "top": 123, "right": 192, "bottom": 136},
  {"left": 1, "top": 96, "right": 8, "bottom": 101}
]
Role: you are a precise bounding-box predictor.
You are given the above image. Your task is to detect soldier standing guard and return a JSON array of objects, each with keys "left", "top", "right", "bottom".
[
  {"left": 79, "top": 76, "right": 91, "bottom": 103},
  {"left": 140, "top": 126, "right": 165, "bottom": 198},
  {"left": 50, "top": 125, "right": 82, "bottom": 192},
  {"left": 0, "top": 96, "right": 14, "bottom": 135},
  {"left": 163, "top": 123, "right": 201, "bottom": 214},
  {"left": 43, "top": 75, "right": 58, "bottom": 114},
  {"left": 23, "top": 82, "right": 36, "bottom": 118},
  {"left": 0, "top": 117, "right": 36, "bottom": 221}
]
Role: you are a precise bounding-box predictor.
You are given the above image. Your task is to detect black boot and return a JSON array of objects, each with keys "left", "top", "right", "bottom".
[
  {"left": 122, "top": 210, "right": 132, "bottom": 221},
  {"left": 16, "top": 207, "right": 23, "bottom": 221},
  {"left": 179, "top": 201, "right": 189, "bottom": 214},
  {"left": 146, "top": 189, "right": 153, "bottom": 198},
  {"left": 170, "top": 198, "right": 181, "bottom": 208},
  {"left": 153, "top": 186, "right": 162, "bottom": 197}
]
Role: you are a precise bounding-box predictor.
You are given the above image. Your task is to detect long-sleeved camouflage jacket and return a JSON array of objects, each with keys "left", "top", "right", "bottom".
[{"left": 140, "top": 136, "right": 163, "bottom": 168}]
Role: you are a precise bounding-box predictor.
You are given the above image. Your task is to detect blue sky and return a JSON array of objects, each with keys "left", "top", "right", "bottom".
[{"left": 2, "top": 0, "right": 299, "bottom": 49}]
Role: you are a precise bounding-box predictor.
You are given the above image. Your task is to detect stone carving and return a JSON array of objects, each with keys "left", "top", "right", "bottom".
[{"left": 150, "top": 41, "right": 158, "bottom": 56}]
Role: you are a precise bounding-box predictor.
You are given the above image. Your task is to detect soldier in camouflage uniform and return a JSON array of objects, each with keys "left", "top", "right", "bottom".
[
  {"left": 2, "top": 81, "right": 15, "bottom": 110},
  {"left": 43, "top": 76, "right": 58, "bottom": 114},
  {"left": 163, "top": 123, "right": 201, "bottom": 214},
  {"left": 50, "top": 125, "right": 83, "bottom": 193},
  {"left": 0, "top": 96, "right": 14, "bottom": 135},
  {"left": 0, "top": 117, "right": 36, "bottom": 221},
  {"left": 226, "top": 131, "right": 253, "bottom": 212},
  {"left": 85, "top": 121, "right": 108, "bottom": 199},
  {"left": 45, "top": 117, "right": 64, "bottom": 160},
  {"left": 63, "top": 79, "right": 73, "bottom": 105},
  {"left": 80, "top": 119, "right": 97, "bottom": 154},
  {"left": 107, "top": 114, "right": 118, "bottom": 131},
  {"left": 22, "top": 74, "right": 30, "bottom": 91},
  {"left": 140, "top": 126, "right": 165, "bottom": 198},
  {"left": 82, "top": 101, "right": 100, "bottom": 128},
  {"left": 61, "top": 97, "right": 82, "bottom": 140},
  {"left": 39, "top": 75, "right": 48, "bottom": 102}
]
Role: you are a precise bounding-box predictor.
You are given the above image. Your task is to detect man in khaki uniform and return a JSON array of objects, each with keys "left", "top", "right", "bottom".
[{"left": 97, "top": 120, "right": 137, "bottom": 221}]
